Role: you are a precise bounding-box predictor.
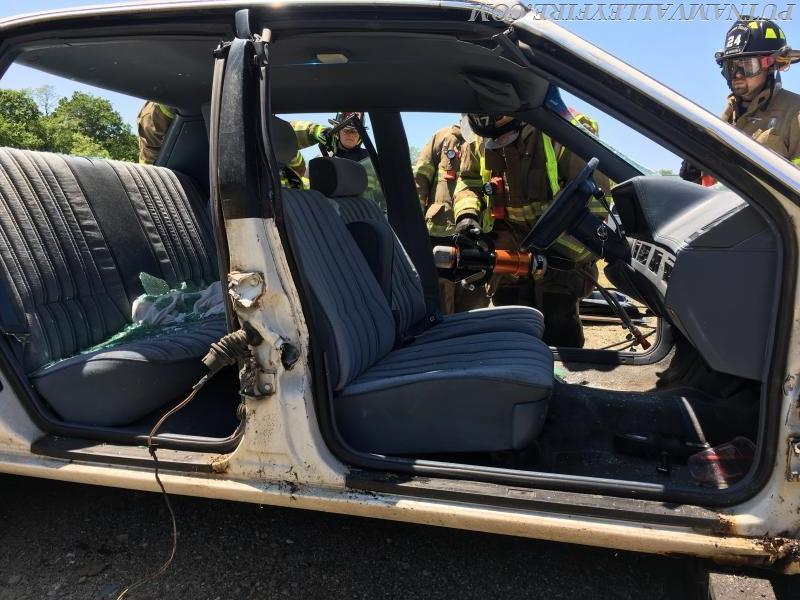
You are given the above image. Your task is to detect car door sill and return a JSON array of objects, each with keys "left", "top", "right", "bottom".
[
  {"left": 346, "top": 469, "right": 725, "bottom": 533},
  {"left": 31, "top": 434, "right": 222, "bottom": 473}
]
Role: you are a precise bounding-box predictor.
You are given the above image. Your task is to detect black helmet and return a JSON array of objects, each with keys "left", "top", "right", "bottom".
[
  {"left": 328, "top": 111, "right": 366, "bottom": 130},
  {"left": 466, "top": 114, "right": 521, "bottom": 139},
  {"left": 715, "top": 17, "right": 787, "bottom": 64}
]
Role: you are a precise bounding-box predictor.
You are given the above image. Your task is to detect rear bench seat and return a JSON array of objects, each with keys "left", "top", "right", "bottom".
[
  {"left": 274, "top": 121, "right": 553, "bottom": 455},
  {"left": 0, "top": 147, "right": 224, "bottom": 426}
]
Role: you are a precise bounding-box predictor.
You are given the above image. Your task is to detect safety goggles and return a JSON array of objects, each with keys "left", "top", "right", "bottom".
[
  {"left": 339, "top": 125, "right": 359, "bottom": 135},
  {"left": 722, "top": 55, "right": 775, "bottom": 80}
]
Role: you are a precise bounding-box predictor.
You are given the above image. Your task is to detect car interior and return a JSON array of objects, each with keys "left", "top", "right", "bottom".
[{"left": 0, "top": 5, "right": 780, "bottom": 503}]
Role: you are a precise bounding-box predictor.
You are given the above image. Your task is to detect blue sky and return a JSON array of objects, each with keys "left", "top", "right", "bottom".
[{"left": 1, "top": 1, "right": 798, "bottom": 171}]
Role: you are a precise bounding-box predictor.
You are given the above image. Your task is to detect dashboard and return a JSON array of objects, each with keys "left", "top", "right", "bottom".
[
  {"left": 629, "top": 239, "right": 675, "bottom": 296},
  {"left": 606, "top": 177, "right": 777, "bottom": 381}
]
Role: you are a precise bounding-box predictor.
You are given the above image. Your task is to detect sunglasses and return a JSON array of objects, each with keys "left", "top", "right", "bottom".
[{"left": 722, "top": 55, "right": 775, "bottom": 80}]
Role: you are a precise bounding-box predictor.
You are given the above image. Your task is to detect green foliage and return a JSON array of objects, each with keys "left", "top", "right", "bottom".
[
  {"left": 409, "top": 145, "right": 421, "bottom": 165},
  {"left": 0, "top": 88, "right": 136, "bottom": 161},
  {"left": 0, "top": 89, "right": 45, "bottom": 149},
  {"left": 658, "top": 168, "right": 675, "bottom": 176}
]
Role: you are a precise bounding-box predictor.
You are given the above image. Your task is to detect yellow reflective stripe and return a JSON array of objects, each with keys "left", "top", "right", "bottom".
[
  {"left": 506, "top": 205, "right": 541, "bottom": 224},
  {"left": 292, "top": 120, "right": 327, "bottom": 148},
  {"left": 481, "top": 209, "right": 494, "bottom": 233},
  {"left": 458, "top": 177, "right": 483, "bottom": 188},
  {"left": 479, "top": 152, "right": 491, "bottom": 184},
  {"left": 428, "top": 222, "right": 456, "bottom": 237},
  {"left": 791, "top": 157, "right": 800, "bottom": 167},
  {"left": 541, "top": 134, "right": 561, "bottom": 198},
  {"left": 453, "top": 197, "right": 482, "bottom": 216},
  {"left": 157, "top": 103, "right": 175, "bottom": 119},
  {"left": 552, "top": 234, "right": 593, "bottom": 262},
  {"left": 588, "top": 198, "right": 608, "bottom": 217},
  {"left": 477, "top": 150, "right": 495, "bottom": 232}
]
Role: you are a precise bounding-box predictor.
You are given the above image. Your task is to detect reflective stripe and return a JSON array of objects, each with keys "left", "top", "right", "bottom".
[
  {"left": 157, "top": 103, "right": 175, "bottom": 119},
  {"left": 792, "top": 157, "right": 800, "bottom": 167},
  {"left": 553, "top": 234, "right": 594, "bottom": 262},
  {"left": 541, "top": 134, "right": 561, "bottom": 197},
  {"left": 454, "top": 196, "right": 482, "bottom": 217},
  {"left": 479, "top": 152, "right": 492, "bottom": 184},
  {"left": 478, "top": 151, "right": 494, "bottom": 232},
  {"left": 292, "top": 120, "right": 328, "bottom": 149}
]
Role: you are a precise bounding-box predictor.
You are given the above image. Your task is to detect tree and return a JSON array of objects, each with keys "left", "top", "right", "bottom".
[
  {"left": 658, "top": 168, "right": 675, "bottom": 177},
  {"left": 0, "top": 89, "right": 45, "bottom": 150},
  {"left": 409, "top": 145, "right": 421, "bottom": 165},
  {"left": 29, "top": 85, "right": 58, "bottom": 116},
  {"left": 45, "top": 92, "right": 137, "bottom": 161}
]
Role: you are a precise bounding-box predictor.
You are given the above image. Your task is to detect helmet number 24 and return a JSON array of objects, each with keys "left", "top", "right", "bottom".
[{"left": 727, "top": 34, "right": 743, "bottom": 48}]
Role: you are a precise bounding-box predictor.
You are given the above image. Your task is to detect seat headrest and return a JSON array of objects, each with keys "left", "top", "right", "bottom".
[
  {"left": 271, "top": 116, "right": 299, "bottom": 168},
  {"left": 309, "top": 157, "right": 369, "bottom": 198}
]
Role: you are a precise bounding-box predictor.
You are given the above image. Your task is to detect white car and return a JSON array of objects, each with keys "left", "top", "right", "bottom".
[{"left": 0, "top": 0, "right": 798, "bottom": 579}]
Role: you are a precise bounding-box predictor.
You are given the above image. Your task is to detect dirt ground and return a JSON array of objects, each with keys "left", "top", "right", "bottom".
[
  {"left": 582, "top": 260, "right": 658, "bottom": 351},
  {"left": 0, "top": 475, "right": 791, "bottom": 600}
]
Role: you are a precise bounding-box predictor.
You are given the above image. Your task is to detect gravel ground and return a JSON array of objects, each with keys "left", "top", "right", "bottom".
[{"left": 0, "top": 474, "right": 793, "bottom": 600}]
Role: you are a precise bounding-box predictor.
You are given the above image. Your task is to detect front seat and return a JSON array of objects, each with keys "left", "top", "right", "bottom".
[{"left": 277, "top": 120, "right": 554, "bottom": 454}]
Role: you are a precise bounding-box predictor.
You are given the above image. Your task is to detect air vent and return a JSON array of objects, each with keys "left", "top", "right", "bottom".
[
  {"left": 663, "top": 261, "right": 673, "bottom": 283},
  {"left": 649, "top": 250, "right": 663, "bottom": 274}
]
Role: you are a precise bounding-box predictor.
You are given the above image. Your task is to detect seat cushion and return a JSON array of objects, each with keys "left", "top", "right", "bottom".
[
  {"left": 336, "top": 331, "right": 553, "bottom": 454},
  {"left": 30, "top": 317, "right": 226, "bottom": 426},
  {"left": 415, "top": 306, "right": 546, "bottom": 344}
]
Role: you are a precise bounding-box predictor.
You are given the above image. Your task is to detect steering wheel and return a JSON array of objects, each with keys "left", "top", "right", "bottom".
[{"left": 519, "top": 157, "right": 600, "bottom": 252}]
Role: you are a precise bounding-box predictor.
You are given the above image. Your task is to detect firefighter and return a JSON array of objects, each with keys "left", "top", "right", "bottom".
[
  {"left": 293, "top": 112, "right": 384, "bottom": 206},
  {"left": 453, "top": 114, "right": 610, "bottom": 347},
  {"left": 682, "top": 16, "right": 800, "bottom": 182},
  {"left": 136, "top": 101, "right": 175, "bottom": 164},
  {"left": 292, "top": 112, "right": 369, "bottom": 162},
  {"left": 413, "top": 122, "right": 475, "bottom": 314}
]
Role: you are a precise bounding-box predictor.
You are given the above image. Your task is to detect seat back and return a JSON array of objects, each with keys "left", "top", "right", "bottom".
[
  {"left": 282, "top": 187, "right": 396, "bottom": 391},
  {"left": 309, "top": 157, "right": 428, "bottom": 335},
  {"left": 0, "top": 147, "right": 216, "bottom": 372}
]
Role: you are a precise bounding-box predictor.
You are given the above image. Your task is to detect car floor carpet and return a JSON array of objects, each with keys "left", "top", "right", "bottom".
[{"left": 525, "top": 382, "right": 759, "bottom": 486}]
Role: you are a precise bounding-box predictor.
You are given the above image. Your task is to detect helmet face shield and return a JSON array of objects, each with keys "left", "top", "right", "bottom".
[{"left": 722, "top": 55, "right": 775, "bottom": 80}]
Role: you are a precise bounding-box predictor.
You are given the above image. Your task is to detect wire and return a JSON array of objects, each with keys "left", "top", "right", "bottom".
[{"left": 115, "top": 375, "right": 210, "bottom": 600}]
